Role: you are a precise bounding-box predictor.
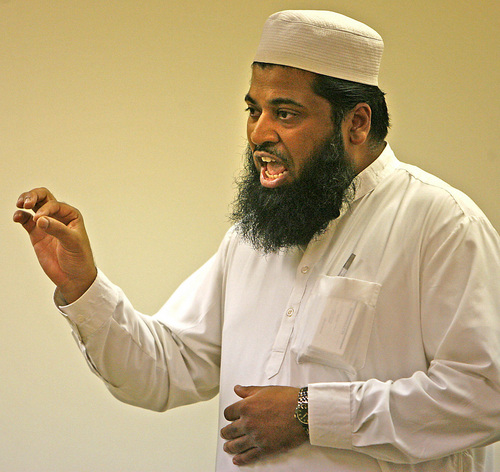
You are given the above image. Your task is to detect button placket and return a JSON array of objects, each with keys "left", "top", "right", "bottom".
[{"left": 265, "top": 252, "right": 318, "bottom": 379}]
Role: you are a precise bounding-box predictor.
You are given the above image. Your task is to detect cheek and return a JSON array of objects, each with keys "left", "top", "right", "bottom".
[{"left": 288, "top": 139, "right": 313, "bottom": 169}]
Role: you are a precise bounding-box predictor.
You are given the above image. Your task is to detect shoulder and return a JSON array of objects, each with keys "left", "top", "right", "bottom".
[
  {"left": 359, "top": 145, "right": 488, "bottom": 225},
  {"left": 366, "top": 147, "right": 498, "bottom": 251},
  {"left": 380, "top": 159, "right": 499, "bottom": 258},
  {"left": 394, "top": 161, "right": 486, "bottom": 221}
]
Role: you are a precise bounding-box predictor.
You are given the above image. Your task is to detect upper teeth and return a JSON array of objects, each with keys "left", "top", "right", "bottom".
[{"left": 261, "top": 156, "right": 275, "bottom": 163}]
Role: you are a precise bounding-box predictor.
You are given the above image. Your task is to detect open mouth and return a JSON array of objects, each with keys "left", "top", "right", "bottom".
[{"left": 256, "top": 153, "right": 290, "bottom": 188}]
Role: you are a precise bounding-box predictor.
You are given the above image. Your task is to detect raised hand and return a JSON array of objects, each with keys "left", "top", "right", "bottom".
[
  {"left": 221, "top": 385, "right": 307, "bottom": 466},
  {"left": 13, "top": 187, "right": 97, "bottom": 304}
]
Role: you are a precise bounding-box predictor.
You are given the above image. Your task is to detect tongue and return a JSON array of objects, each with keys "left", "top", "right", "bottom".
[{"left": 267, "top": 161, "right": 287, "bottom": 175}]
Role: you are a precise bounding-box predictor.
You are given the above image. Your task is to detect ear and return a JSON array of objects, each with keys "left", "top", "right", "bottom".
[{"left": 344, "top": 103, "right": 372, "bottom": 145}]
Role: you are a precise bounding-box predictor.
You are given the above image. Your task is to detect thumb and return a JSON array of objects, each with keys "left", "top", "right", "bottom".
[
  {"left": 37, "top": 216, "right": 50, "bottom": 230},
  {"left": 36, "top": 216, "right": 76, "bottom": 248},
  {"left": 234, "top": 385, "right": 260, "bottom": 399}
]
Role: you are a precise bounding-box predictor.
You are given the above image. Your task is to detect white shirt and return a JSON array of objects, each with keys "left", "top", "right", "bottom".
[{"left": 59, "top": 144, "right": 500, "bottom": 471}]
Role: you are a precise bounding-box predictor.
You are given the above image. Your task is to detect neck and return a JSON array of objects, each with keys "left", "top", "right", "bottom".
[{"left": 351, "top": 141, "right": 386, "bottom": 174}]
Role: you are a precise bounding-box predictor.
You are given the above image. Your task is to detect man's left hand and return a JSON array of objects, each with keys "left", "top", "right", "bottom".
[{"left": 221, "top": 385, "right": 308, "bottom": 466}]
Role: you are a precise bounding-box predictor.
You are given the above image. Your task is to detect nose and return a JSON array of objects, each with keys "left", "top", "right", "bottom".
[{"left": 248, "top": 112, "right": 279, "bottom": 147}]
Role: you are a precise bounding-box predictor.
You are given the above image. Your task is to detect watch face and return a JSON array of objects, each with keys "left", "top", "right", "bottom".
[{"left": 296, "top": 407, "right": 308, "bottom": 424}]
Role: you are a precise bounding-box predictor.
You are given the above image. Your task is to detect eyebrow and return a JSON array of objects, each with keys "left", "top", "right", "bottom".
[{"left": 245, "top": 93, "right": 305, "bottom": 109}]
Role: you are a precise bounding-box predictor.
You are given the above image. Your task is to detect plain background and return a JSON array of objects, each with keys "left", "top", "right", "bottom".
[{"left": 1, "top": 1, "right": 499, "bottom": 471}]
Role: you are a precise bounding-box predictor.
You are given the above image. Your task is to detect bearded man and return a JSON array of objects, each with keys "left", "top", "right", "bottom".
[{"left": 14, "top": 10, "right": 500, "bottom": 472}]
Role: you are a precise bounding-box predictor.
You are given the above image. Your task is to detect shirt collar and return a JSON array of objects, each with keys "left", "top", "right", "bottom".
[
  {"left": 351, "top": 142, "right": 399, "bottom": 203},
  {"left": 331, "top": 143, "right": 398, "bottom": 223}
]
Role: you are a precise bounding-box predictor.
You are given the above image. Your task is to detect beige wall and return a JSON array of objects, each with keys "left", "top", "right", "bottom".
[{"left": 1, "top": 1, "right": 498, "bottom": 470}]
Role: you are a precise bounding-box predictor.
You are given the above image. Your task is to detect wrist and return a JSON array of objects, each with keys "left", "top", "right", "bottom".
[{"left": 59, "top": 267, "right": 97, "bottom": 304}]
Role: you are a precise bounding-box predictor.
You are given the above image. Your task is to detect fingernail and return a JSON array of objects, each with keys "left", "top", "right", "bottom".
[{"left": 38, "top": 217, "right": 49, "bottom": 229}]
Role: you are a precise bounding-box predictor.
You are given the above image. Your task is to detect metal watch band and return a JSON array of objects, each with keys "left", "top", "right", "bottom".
[{"left": 294, "top": 386, "right": 309, "bottom": 436}]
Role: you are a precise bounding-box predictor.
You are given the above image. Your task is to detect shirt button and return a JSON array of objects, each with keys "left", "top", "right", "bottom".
[
  {"left": 76, "top": 315, "right": 86, "bottom": 324},
  {"left": 286, "top": 308, "right": 294, "bottom": 317},
  {"left": 301, "top": 266, "right": 310, "bottom": 274}
]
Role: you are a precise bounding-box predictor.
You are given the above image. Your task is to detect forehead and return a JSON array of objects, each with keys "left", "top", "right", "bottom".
[{"left": 247, "top": 65, "right": 329, "bottom": 110}]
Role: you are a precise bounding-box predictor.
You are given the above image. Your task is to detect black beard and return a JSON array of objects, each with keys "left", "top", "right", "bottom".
[{"left": 229, "top": 131, "right": 356, "bottom": 253}]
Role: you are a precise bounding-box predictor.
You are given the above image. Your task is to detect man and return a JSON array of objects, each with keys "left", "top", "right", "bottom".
[{"left": 13, "top": 10, "right": 500, "bottom": 471}]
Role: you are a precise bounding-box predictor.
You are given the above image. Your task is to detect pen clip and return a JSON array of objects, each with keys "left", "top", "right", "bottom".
[{"left": 338, "top": 253, "right": 356, "bottom": 277}]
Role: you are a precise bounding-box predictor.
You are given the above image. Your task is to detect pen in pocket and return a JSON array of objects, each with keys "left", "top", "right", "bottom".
[{"left": 338, "top": 253, "right": 356, "bottom": 277}]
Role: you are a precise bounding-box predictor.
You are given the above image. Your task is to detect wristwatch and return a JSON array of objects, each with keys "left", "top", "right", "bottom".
[{"left": 294, "top": 386, "right": 309, "bottom": 436}]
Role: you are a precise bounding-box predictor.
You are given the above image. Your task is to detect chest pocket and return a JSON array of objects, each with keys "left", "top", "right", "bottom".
[{"left": 293, "top": 276, "right": 381, "bottom": 374}]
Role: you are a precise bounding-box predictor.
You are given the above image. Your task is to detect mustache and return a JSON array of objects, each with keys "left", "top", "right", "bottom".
[{"left": 252, "top": 144, "right": 291, "bottom": 167}]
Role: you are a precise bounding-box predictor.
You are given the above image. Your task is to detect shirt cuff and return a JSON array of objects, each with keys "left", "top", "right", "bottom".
[
  {"left": 54, "top": 269, "right": 119, "bottom": 341},
  {"left": 309, "top": 381, "right": 353, "bottom": 449}
]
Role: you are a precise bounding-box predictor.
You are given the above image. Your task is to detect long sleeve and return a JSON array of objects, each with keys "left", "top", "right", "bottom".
[
  {"left": 58, "top": 233, "right": 232, "bottom": 412},
  {"left": 309, "top": 213, "right": 500, "bottom": 464}
]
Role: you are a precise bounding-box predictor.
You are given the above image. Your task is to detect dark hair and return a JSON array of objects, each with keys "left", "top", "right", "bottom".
[
  {"left": 252, "top": 62, "right": 390, "bottom": 145},
  {"left": 312, "top": 73, "right": 390, "bottom": 145}
]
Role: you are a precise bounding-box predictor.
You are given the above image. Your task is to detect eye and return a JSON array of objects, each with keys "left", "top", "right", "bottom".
[
  {"left": 277, "top": 109, "right": 297, "bottom": 120},
  {"left": 245, "top": 106, "right": 260, "bottom": 118}
]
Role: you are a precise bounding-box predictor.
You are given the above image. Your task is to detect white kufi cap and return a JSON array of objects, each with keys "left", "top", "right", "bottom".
[{"left": 254, "top": 10, "right": 384, "bottom": 86}]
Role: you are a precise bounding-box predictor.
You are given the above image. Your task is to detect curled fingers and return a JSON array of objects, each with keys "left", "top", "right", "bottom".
[{"left": 16, "top": 187, "right": 56, "bottom": 212}]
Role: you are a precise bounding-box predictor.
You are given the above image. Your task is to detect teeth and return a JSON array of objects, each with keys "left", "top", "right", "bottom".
[
  {"left": 261, "top": 156, "right": 275, "bottom": 163},
  {"left": 265, "top": 170, "right": 284, "bottom": 179}
]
